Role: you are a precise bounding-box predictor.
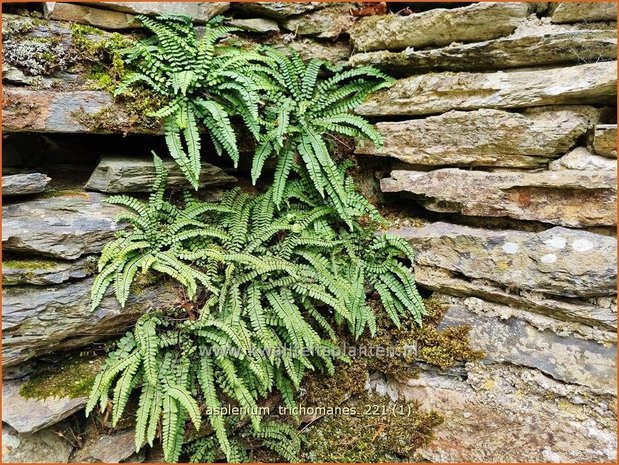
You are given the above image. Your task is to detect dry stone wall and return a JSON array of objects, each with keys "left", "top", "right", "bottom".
[{"left": 1, "top": 2, "right": 617, "bottom": 463}]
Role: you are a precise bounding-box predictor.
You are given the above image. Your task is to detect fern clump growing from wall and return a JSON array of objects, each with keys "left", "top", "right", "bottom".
[{"left": 88, "top": 13, "right": 425, "bottom": 464}]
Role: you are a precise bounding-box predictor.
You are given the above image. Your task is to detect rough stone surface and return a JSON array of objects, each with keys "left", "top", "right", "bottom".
[
  {"left": 85, "top": 156, "right": 236, "bottom": 193},
  {"left": 2, "top": 378, "right": 86, "bottom": 434},
  {"left": 349, "top": 22, "right": 617, "bottom": 74},
  {"left": 3, "top": 425, "right": 73, "bottom": 463},
  {"left": 550, "top": 1, "right": 617, "bottom": 24},
  {"left": 593, "top": 124, "right": 617, "bottom": 158},
  {"left": 228, "top": 17, "right": 279, "bottom": 33},
  {"left": 356, "top": 61, "right": 617, "bottom": 117},
  {"left": 350, "top": 2, "right": 531, "bottom": 52},
  {"left": 356, "top": 107, "right": 597, "bottom": 168},
  {"left": 275, "top": 38, "right": 350, "bottom": 65},
  {"left": 3, "top": 256, "right": 97, "bottom": 286},
  {"left": 389, "top": 222, "right": 617, "bottom": 298},
  {"left": 47, "top": 2, "right": 140, "bottom": 30},
  {"left": 413, "top": 266, "right": 617, "bottom": 336},
  {"left": 437, "top": 295, "right": 617, "bottom": 394},
  {"left": 3, "top": 173, "right": 51, "bottom": 196},
  {"left": 549, "top": 147, "right": 617, "bottom": 171},
  {"left": 74, "top": 430, "right": 136, "bottom": 463},
  {"left": 231, "top": 2, "right": 327, "bottom": 19},
  {"left": 370, "top": 363, "right": 617, "bottom": 462},
  {"left": 2, "top": 277, "right": 179, "bottom": 366},
  {"left": 281, "top": 4, "right": 355, "bottom": 39},
  {"left": 382, "top": 169, "right": 617, "bottom": 227},
  {"left": 84, "top": 2, "right": 230, "bottom": 22},
  {"left": 2, "top": 192, "right": 127, "bottom": 260}
]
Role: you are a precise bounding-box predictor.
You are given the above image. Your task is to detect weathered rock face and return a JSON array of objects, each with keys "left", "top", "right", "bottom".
[
  {"left": 227, "top": 17, "right": 279, "bottom": 33},
  {"left": 3, "top": 192, "right": 127, "bottom": 260},
  {"left": 413, "top": 266, "right": 616, "bottom": 335},
  {"left": 382, "top": 169, "right": 617, "bottom": 227},
  {"left": 273, "top": 38, "right": 351, "bottom": 65},
  {"left": 593, "top": 124, "right": 617, "bottom": 158},
  {"left": 2, "top": 277, "right": 179, "bottom": 366},
  {"left": 438, "top": 295, "right": 616, "bottom": 394},
  {"left": 356, "top": 61, "right": 617, "bottom": 117},
  {"left": 72, "top": 431, "right": 136, "bottom": 463},
  {"left": 349, "top": 23, "right": 617, "bottom": 74},
  {"left": 46, "top": 2, "right": 140, "bottom": 30},
  {"left": 375, "top": 362, "right": 617, "bottom": 462},
  {"left": 350, "top": 2, "right": 531, "bottom": 52},
  {"left": 281, "top": 4, "right": 354, "bottom": 39},
  {"left": 3, "top": 425, "right": 73, "bottom": 463},
  {"left": 83, "top": 2, "right": 230, "bottom": 22},
  {"left": 549, "top": 147, "right": 617, "bottom": 171},
  {"left": 356, "top": 107, "right": 598, "bottom": 168},
  {"left": 231, "top": 2, "right": 326, "bottom": 19},
  {"left": 550, "top": 1, "right": 617, "bottom": 24},
  {"left": 85, "top": 156, "right": 236, "bottom": 193},
  {"left": 389, "top": 222, "right": 617, "bottom": 298},
  {"left": 3, "top": 256, "right": 97, "bottom": 286},
  {"left": 2, "top": 173, "right": 51, "bottom": 196},
  {"left": 2, "top": 378, "right": 87, "bottom": 434}
]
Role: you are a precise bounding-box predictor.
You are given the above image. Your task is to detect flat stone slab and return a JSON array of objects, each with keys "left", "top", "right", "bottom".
[
  {"left": 438, "top": 295, "right": 617, "bottom": 395},
  {"left": 228, "top": 17, "right": 279, "bottom": 33},
  {"left": 2, "top": 378, "right": 87, "bottom": 434},
  {"left": 2, "top": 278, "right": 178, "bottom": 366},
  {"left": 3, "top": 425, "right": 73, "bottom": 463},
  {"left": 46, "top": 2, "right": 140, "bottom": 30},
  {"left": 73, "top": 431, "right": 136, "bottom": 463},
  {"left": 549, "top": 147, "right": 617, "bottom": 171},
  {"left": 356, "top": 61, "right": 617, "bottom": 117},
  {"left": 81, "top": 2, "right": 230, "bottom": 22},
  {"left": 231, "top": 2, "right": 327, "bottom": 19},
  {"left": 349, "top": 22, "right": 617, "bottom": 74},
  {"left": 382, "top": 169, "right": 617, "bottom": 228},
  {"left": 3, "top": 173, "right": 51, "bottom": 196},
  {"left": 350, "top": 2, "right": 531, "bottom": 52},
  {"left": 281, "top": 4, "right": 355, "bottom": 39},
  {"left": 593, "top": 124, "right": 617, "bottom": 158},
  {"left": 3, "top": 256, "right": 97, "bottom": 286},
  {"left": 85, "top": 156, "right": 236, "bottom": 193},
  {"left": 356, "top": 107, "right": 598, "bottom": 168},
  {"left": 2, "top": 192, "right": 127, "bottom": 259},
  {"left": 388, "top": 221, "right": 617, "bottom": 298},
  {"left": 550, "top": 1, "right": 617, "bottom": 23}
]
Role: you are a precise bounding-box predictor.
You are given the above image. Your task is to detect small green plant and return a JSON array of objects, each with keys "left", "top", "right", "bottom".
[{"left": 89, "top": 13, "right": 425, "bottom": 464}]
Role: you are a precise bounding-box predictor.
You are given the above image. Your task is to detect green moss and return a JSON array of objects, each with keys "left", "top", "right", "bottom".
[
  {"left": 20, "top": 355, "right": 106, "bottom": 400},
  {"left": 302, "top": 391, "right": 443, "bottom": 462},
  {"left": 302, "top": 359, "right": 369, "bottom": 408},
  {"left": 3, "top": 258, "right": 58, "bottom": 270}
]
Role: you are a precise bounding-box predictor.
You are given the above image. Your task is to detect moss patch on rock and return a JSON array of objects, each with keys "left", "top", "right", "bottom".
[{"left": 19, "top": 355, "right": 106, "bottom": 400}]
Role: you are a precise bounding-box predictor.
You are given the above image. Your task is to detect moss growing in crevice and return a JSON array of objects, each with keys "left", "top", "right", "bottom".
[
  {"left": 19, "top": 355, "right": 106, "bottom": 400},
  {"left": 302, "top": 391, "right": 443, "bottom": 462}
]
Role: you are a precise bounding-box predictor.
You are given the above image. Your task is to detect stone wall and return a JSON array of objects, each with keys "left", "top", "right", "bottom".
[{"left": 2, "top": 2, "right": 617, "bottom": 463}]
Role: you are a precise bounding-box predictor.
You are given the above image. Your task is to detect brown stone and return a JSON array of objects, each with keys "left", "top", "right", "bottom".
[
  {"left": 550, "top": 1, "right": 617, "bottom": 23},
  {"left": 356, "top": 107, "right": 598, "bottom": 168},
  {"left": 350, "top": 2, "right": 531, "bottom": 52},
  {"left": 593, "top": 124, "right": 617, "bottom": 158},
  {"left": 47, "top": 2, "right": 139, "bottom": 30},
  {"left": 281, "top": 4, "right": 355, "bottom": 39},
  {"left": 381, "top": 169, "right": 617, "bottom": 227},
  {"left": 356, "top": 61, "right": 617, "bottom": 117}
]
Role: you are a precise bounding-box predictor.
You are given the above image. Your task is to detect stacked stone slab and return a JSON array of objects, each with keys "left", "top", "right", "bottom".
[{"left": 1, "top": 2, "right": 617, "bottom": 463}]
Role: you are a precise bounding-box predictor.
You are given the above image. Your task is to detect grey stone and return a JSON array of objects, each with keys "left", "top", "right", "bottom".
[
  {"left": 3, "top": 425, "right": 73, "bottom": 463},
  {"left": 2, "top": 277, "right": 178, "bottom": 366},
  {"left": 75, "top": 430, "right": 136, "bottom": 463},
  {"left": 281, "top": 4, "right": 355, "bottom": 39},
  {"left": 381, "top": 169, "right": 617, "bottom": 227},
  {"left": 350, "top": 2, "right": 532, "bottom": 52},
  {"left": 273, "top": 38, "right": 351, "bottom": 65},
  {"left": 2, "top": 192, "right": 127, "bottom": 260},
  {"left": 82, "top": 2, "right": 230, "bottom": 22},
  {"left": 231, "top": 2, "right": 327, "bottom": 19},
  {"left": 46, "top": 2, "right": 140, "bottom": 30},
  {"left": 413, "top": 266, "right": 617, "bottom": 335},
  {"left": 3, "top": 173, "right": 51, "bottom": 196},
  {"left": 356, "top": 107, "right": 598, "bottom": 168},
  {"left": 349, "top": 22, "right": 617, "bottom": 74},
  {"left": 356, "top": 61, "right": 617, "bottom": 117},
  {"left": 85, "top": 156, "right": 236, "bottom": 193},
  {"left": 593, "top": 124, "right": 617, "bottom": 158},
  {"left": 437, "top": 295, "right": 617, "bottom": 394},
  {"left": 389, "top": 221, "right": 617, "bottom": 298},
  {"left": 228, "top": 18, "right": 279, "bottom": 33},
  {"left": 3, "top": 256, "right": 97, "bottom": 286},
  {"left": 550, "top": 1, "right": 617, "bottom": 23},
  {"left": 2, "top": 379, "right": 86, "bottom": 434},
  {"left": 378, "top": 362, "right": 617, "bottom": 462},
  {"left": 549, "top": 147, "right": 617, "bottom": 171}
]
